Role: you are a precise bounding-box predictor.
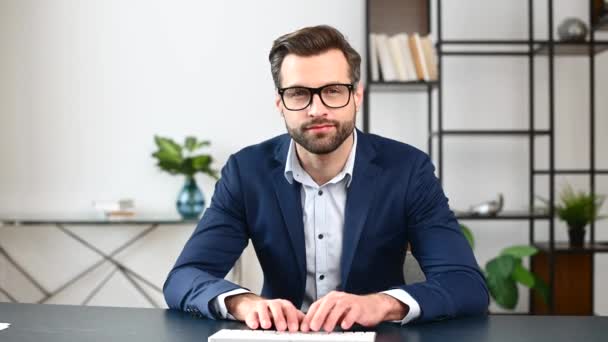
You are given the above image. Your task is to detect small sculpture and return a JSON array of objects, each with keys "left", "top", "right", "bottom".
[
  {"left": 558, "top": 17, "right": 589, "bottom": 42},
  {"left": 470, "top": 194, "right": 504, "bottom": 216}
]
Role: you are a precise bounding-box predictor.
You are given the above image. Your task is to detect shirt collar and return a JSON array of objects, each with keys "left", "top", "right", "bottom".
[{"left": 284, "top": 129, "right": 357, "bottom": 188}]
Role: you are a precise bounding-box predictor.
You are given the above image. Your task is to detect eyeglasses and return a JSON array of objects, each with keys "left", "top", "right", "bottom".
[{"left": 278, "top": 83, "right": 354, "bottom": 111}]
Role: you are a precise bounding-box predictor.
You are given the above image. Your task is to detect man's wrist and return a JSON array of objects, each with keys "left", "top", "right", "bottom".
[
  {"left": 376, "top": 293, "right": 409, "bottom": 321},
  {"left": 225, "top": 293, "right": 262, "bottom": 319}
]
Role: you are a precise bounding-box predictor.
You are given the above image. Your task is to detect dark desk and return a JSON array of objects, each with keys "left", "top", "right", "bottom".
[{"left": 1, "top": 303, "right": 607, "bottom": 342}]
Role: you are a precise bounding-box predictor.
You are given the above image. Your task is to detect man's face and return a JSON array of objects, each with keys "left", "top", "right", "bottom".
[{"left": 275, "top": 49, "right": 363, "bottom": 155}]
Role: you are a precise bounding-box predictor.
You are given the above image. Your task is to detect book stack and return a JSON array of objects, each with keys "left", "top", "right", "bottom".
[
  {"left": 369, "top": 32, "right": 438, "bottom": 83},
  {"left": 92, "top": 199, "right": 136, "bottom": 218}
]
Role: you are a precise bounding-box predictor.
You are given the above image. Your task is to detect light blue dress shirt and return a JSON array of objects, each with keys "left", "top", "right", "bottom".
[{"left": 212, "top": 130, "right": 420, "bottom": 324}]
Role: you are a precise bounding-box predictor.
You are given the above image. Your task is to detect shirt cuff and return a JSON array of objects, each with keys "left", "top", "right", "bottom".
[
  {"left": 211, "top": 288, "right": 251, "bottom": 320},
  {"left": 382, "top": 289, "right": 421, "bottom": 325}
]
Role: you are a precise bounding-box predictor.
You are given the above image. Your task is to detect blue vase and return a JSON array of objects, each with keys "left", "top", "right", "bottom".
[{"left": 176, "top": 176, "right": 205, "bottom": 219}]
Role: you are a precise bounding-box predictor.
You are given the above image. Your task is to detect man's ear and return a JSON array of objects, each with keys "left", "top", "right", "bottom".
[
  {"left": 354, "top": 82, "right": 364, "bottom": 111},
  {"left": 275, "top": 93, "right": 284, "bottom": 116}
]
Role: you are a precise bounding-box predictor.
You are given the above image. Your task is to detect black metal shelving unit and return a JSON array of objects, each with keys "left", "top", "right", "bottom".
[{"left": 364, "top": 0, "right": 607, "bottom": 314}]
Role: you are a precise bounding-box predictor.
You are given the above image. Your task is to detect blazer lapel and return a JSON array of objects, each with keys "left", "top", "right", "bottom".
[
  {"left": 271, "top": 138, "right": 306, "bottom": 285},
  {"left": 341, "top": 131, "right": 380, "bottom": 289}
]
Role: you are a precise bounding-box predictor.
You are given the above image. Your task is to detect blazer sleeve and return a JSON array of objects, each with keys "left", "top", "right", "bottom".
[
  {"left": 393, "top": 153, "right": 489, "bottom": 323},
  {"left": 163, "top": 154, "right": 250, "bottom": 319}
]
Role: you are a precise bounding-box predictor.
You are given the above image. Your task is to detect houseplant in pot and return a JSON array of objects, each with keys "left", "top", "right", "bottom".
[
  {"left": 460, "top": 224, "right": 549, "bottom": 310},
  {"left": 152, "top": 135, "right": 219, "bottom": 219},
  {"left": 538, "top": 185, "right": 606, "bottom": 247}
]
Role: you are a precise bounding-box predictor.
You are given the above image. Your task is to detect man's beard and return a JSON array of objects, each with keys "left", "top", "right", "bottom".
[{"left": 286, "top": 111, "right": 356, "bottom": 155}]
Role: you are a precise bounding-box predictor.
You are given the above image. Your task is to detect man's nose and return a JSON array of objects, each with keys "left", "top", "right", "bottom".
[{"left": 307, "top": 94, "right": 327, "bottom": 117}]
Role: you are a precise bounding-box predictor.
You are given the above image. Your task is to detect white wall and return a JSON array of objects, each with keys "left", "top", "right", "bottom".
[{"left": 1, "top": 0, "right": 607, "bottom": 314}]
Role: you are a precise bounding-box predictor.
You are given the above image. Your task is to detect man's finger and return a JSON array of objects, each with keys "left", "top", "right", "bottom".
[
  {"left": 300, "top": 302, "right": 319, "bottom": 332},
  {"left": 245, "top": 311, "right": 260, "bottom": 330},
  {"left": 323, "top": 303, "right": 349, "bottom": 332},
  {"left": 256, "top": 302, "right": 272, "bottom": 329},
  {"left": 309, "top": 298, "right": 336, "bottom": 332},
  {"left": 267, "top": 301, "right": 287, "bottom": 331},
  {"left": 340, "top": 306, "right": 360, "bottom": 330},
  {"left": 281, "top": 301, "right": 300, "bottom": 332}
]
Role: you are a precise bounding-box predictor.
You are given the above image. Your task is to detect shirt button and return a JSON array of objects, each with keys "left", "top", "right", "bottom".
[
  {"left": 319, "top": 274, "right": 325, "bottom": 280},
  {"left": 318, "top": 234, "right": 324, "bottom": 239},
  {"left": 318, "top": 190, "right": 323, "bottom": 196}
]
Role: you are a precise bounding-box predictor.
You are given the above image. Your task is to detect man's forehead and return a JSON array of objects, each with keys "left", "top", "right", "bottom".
[{"left": 280, "top": 50, "right": 350, "bottom": 88}]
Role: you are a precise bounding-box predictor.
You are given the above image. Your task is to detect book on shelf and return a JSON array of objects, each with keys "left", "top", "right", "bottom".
[
  {"left": 420, "top": 35, "right": 438, "bottom": 81},
  {"left": 375, "top": 33, "right": 398, "bottom": 81},
  {"left": 369, "top": 33, "right": 380, "bottom": 82},
  {"left": 387, "top": 34, "right": 409, "bottom": 81},
  {"left": 409, "top": 33, "right": 430, "bottom": 81},
  {"left": 397, "top": 33, "right": 418, "bottom": 82},
  {"left": 369, "top": 32, "right": 438, "bottom": 83}
]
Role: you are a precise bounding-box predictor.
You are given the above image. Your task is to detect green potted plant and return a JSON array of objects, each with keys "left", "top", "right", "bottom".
[
  {"left": 460, "top": 224, "right": 549, "bottom": 310},
  {"left": 152, "top": 135, "right": 219, "bottom": 219},
  {"left": 538, "top": 185, "right": 606, "bottom": 247}
]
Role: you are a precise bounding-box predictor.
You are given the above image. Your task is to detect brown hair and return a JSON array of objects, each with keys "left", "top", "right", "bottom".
[{"left": 268, "top": 25, "right": 361, "bottom": 89}]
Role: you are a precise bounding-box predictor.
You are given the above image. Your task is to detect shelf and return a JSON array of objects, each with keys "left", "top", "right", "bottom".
[
  {"left": 431, "top": 129, "right": 550, "bottom": 137},
  {"left": 533, "top": 242, "right": 608, "bottom": 254},
  {"left": 438, "top": 40, "right": 608, "bottom": 56},
  {"left": 455, "top": 210, "right": 550, "bottom": 220},
  {"left": 534, "top": 41, "right": 608, "bottom": 56},
  {"left": 441, "top": 40, "right": 533, "bottom": 45},
  {"left": 533, "top": 169, "right": 608, "bottom": 175},
  {"left": 440, "top": 40, "right": 530, "bottom": 57},
  {"left": 369, "top": 81, "right": 437, "bottom": 92}
]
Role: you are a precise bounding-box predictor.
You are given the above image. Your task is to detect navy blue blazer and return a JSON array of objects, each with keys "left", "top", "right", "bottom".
[{"left": 163, "top": 130, "right": 489, "bottom": 323}]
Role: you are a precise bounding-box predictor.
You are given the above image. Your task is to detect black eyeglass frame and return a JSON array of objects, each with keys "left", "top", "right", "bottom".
[{"left": 277, "top": 83, "right": 354, "bottom": 111}]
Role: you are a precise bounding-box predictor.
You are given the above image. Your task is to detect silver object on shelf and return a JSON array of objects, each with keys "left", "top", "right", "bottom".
[
  {"left": 558, "top": 17, "right": 589, "bottom": 42},
  {"left": 469, "top": 193, "right": 504, "bottom": 216}
]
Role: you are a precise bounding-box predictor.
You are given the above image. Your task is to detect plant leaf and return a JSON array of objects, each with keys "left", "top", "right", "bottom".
[
  {"left": 181, "top": 157, "right": 195, "bottom": 177},
  {"left": 486, "top": 273, "right": 518, "bottom": 309},
  {"left": 154, "top": 136, "right": 182, "bottom": 159},
  {"left": 511, "top": 262, "right": 535, "bottom": 288},
  {"left": 196, "top": 140, "right": 211, "bottom": 149},
  {"left": 152, "top": 150, "right": 182, "bottom": 165},
  {"left": 185, "top": 136, "right": 197, "bottom": 152},
  {"left": 192, "top": 155, "right": 212, "bottom": 171},
  {"left": 460, "top": 224, "right": 475, "bottom": 249},
  {"left": 157, "top": 161, "right": 181, "bottom": 174},
  {"left": 486, "top": 255, "right": 516, "bottom": 279},
  {"left": 532, "top": 274, "right": 550, "bottom": 305},
  {"left": 501, "top": 245, "right": 538, "bottom": 258}
]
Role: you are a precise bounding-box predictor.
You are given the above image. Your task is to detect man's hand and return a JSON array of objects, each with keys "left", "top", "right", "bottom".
[
  {"left": 225, "top": 293, "right": 305, "bottom": 332},
  {"left": 300, "top": 291, "right": 409, "bottom": 332}
]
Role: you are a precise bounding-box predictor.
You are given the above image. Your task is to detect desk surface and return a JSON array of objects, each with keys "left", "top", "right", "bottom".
[{"left": 1, "top": 303, "right": 607, "bottom": 342}]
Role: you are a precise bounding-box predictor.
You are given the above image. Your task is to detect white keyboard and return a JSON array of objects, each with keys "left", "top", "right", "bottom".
[{"left": 208, "top": 329, "right": 376, "bottom": 342}]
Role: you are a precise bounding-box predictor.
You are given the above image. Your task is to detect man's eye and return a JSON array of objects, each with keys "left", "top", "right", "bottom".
[
  {"left": 285, "top": 89, "right": 308, "bottom": 98},
  {"left": 292, "top": 90, "right": 307, "bottom": 97},
  {"left": 324, "top": 86, "right": 344, "bottom": 95}
]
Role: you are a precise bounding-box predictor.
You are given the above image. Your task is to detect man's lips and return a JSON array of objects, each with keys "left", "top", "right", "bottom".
[{"left": 305, "top": 124, "right": 335, "bottom": 131}]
